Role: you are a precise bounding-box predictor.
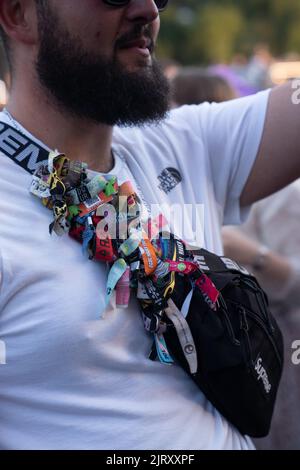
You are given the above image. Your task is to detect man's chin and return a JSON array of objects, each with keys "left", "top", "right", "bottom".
[{"left": 117, "top": 48, "right": 153, "bottom": 71}]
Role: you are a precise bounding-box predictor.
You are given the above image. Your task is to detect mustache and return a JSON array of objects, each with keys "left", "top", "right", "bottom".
[{"left": 115, "top": 25, "right": 155, "bottom": 53}]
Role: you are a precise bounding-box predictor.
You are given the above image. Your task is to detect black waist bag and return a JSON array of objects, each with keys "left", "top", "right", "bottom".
[{"left": 162, "top": 248, "right": 284, "bottom": 438}]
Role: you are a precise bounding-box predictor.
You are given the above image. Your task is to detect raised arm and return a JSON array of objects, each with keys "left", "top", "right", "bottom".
[{"left": 241, "top": 82, "right": 300, "bottom": 206}]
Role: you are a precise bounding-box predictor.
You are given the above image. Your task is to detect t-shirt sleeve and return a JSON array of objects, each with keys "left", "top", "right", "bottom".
[
  {"left": 115, "top": 89, "right": 270, "bottom": 229},
  {"left": 195, "top": 90, "right": 270, "bottom": 225}
]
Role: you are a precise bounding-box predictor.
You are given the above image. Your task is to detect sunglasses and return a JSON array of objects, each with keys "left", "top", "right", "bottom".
[{"left": 103, "top": 0, "right": 169, "bottom": 12}]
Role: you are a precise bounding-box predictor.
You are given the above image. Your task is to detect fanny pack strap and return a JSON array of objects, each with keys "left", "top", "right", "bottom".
[
  {"left": 193, "top": 248, "right": 250, "bottom": 276},
  {"left": 0, "top": 120, "right": 49, "bottom": 175}
]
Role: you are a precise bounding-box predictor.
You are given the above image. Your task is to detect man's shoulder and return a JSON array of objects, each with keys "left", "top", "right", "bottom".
[{"left": 113, "top": 103, "right": 211, "bottom": 147}]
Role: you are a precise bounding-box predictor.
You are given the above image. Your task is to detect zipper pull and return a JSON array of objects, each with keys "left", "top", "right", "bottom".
[{"left": 239, "top": 306, "right": 249, "bottom": 332}]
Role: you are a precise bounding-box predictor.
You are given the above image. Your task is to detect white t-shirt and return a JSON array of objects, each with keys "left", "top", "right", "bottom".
[{"left": 0, "top": 91, "right": 269, "bottom": 450}]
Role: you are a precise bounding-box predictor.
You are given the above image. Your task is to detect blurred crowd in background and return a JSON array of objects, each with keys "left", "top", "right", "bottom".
[{"left": 0, "top": 0, "right": 299, "bottom": 451}]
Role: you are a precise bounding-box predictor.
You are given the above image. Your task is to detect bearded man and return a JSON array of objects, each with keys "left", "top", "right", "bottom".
[{"left": 0, "top": 0, "right": 299, "bottom": 450}]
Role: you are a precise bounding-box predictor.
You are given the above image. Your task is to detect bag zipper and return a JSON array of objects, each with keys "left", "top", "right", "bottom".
[
  {"left": 218, "top": 294, "right": 241, "bottom": 346},
  {"left": 227, "top": 299, "right": 282, "bottom": 367},
  {"left": 238, "top": 277, "right": 273, "bottom": 332}
]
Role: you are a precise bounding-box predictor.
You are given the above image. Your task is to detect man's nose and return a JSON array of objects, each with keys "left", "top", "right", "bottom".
[{"left": 125, "top": 0, "right": 160, "bottom": 25}]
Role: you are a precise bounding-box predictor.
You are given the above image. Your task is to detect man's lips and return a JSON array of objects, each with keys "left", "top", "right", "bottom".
[{"left": 118, "top": 37, "right": 153, "bottom": 53}]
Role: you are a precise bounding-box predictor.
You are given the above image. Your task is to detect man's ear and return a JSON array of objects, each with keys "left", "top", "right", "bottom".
[{"left": 0, "top": 0, "right": 38, "bottom": 46}]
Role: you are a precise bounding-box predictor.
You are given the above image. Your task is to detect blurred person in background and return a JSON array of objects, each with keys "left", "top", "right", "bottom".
[
  {"left": 222, "top": 182, "right": 300, "bottom": 450},
  {"left": 171, "top": 67, "right": 236, "bottom": 107},
  {"left": 209, "top": 63, "right": 257, "bottom": 97},
  {"left": 245, "top": 44, "right": 274, "bottom": 91},
  {"left": 230, "top": 53, "right": 249, "bottom": 82}
]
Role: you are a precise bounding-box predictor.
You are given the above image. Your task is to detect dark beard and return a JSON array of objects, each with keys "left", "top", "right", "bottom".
[{"left": 35, "top": 2, "right": 170, "bottom": 126}]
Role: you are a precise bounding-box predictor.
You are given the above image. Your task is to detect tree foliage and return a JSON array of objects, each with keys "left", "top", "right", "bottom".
[{"left": 157, "top": 0, "right": 300, "bottom": 64}]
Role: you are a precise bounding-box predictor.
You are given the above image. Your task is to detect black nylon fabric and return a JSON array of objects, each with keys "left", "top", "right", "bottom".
[
  {"left": 163, "top": 248, "right": 284, "bottom": 438},
  {"left": 0, "top": 121, "right": 49, "bottom": 173}
]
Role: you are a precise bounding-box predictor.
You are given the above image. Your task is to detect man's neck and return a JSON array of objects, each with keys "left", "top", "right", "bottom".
[{"left": 6, "top": 81, "right": 114, "bottom": 174}]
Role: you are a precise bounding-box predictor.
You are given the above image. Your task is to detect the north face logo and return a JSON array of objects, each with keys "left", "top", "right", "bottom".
[{"left": 158, "top": 167, "right": 182, "bottom": 194}]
